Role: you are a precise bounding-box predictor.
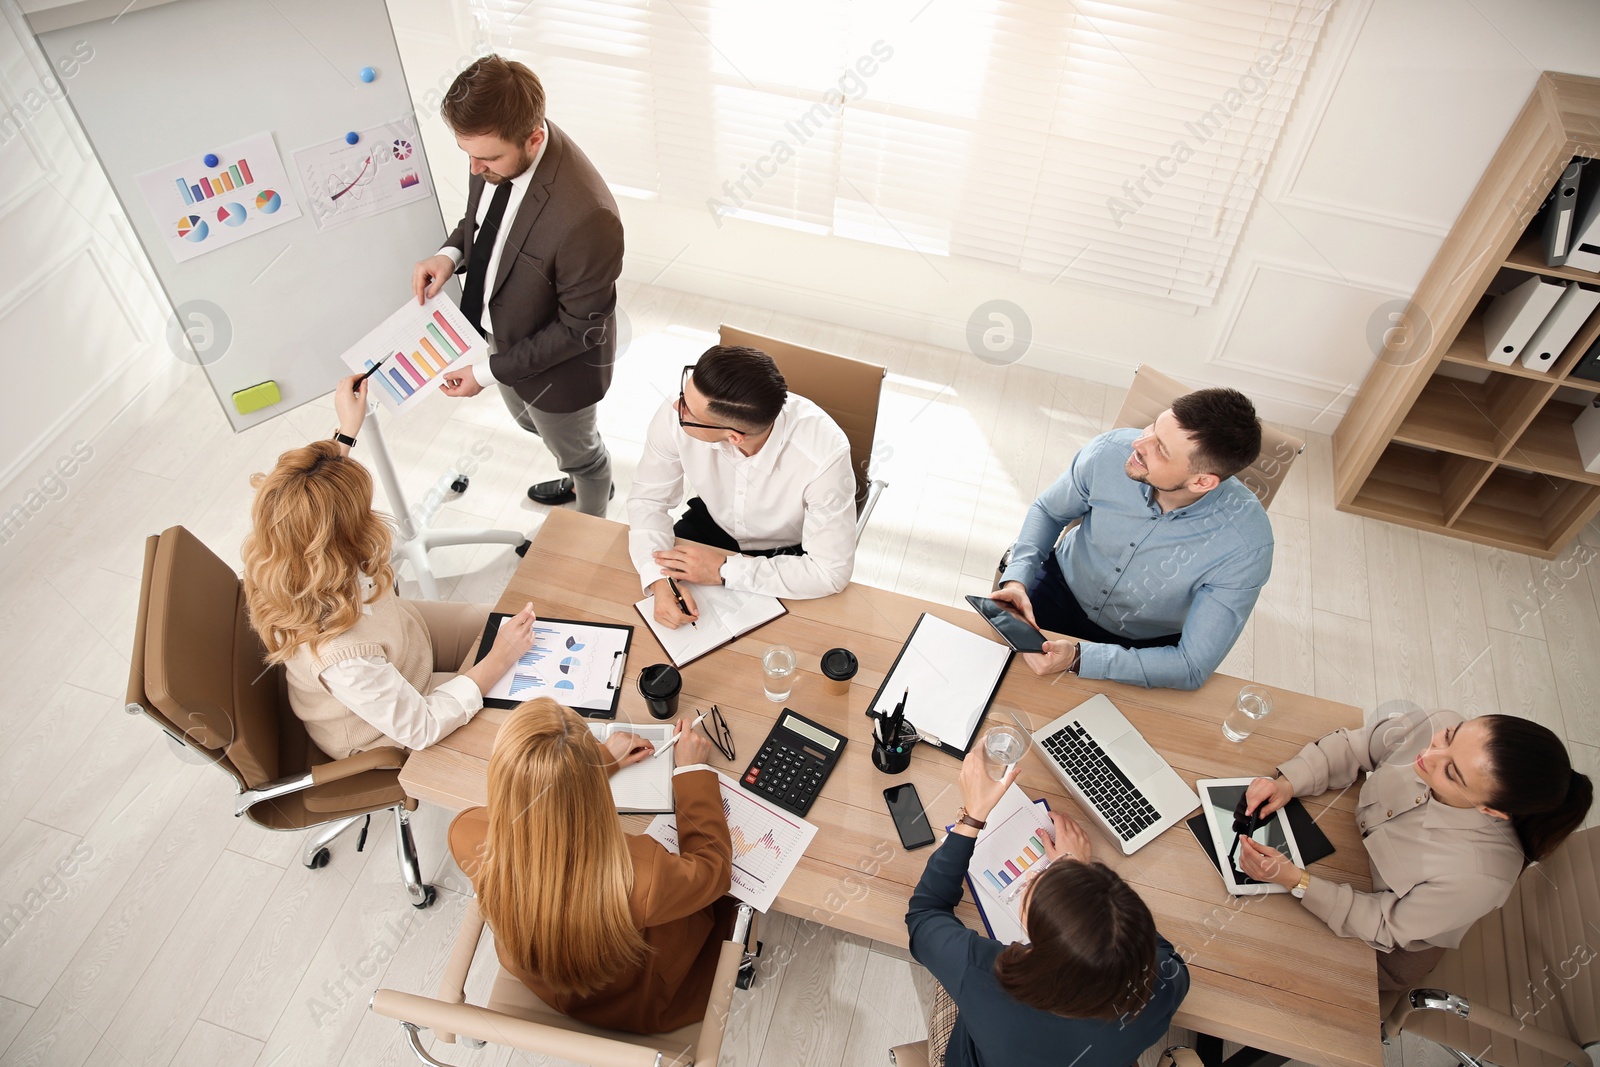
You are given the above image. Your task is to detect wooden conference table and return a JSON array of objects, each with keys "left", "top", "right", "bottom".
[{"left": 402, "top": 510, "right": 1381, "bottom": 1067}]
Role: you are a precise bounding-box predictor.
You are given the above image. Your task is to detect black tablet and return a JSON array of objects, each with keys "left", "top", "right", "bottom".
[{"left": 965, "top": 595, "right": 1048, "bottom": 653}]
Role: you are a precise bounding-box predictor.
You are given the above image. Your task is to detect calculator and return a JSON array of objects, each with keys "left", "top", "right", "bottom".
[{"left": 740, "top": 709, "right": 848, "bottom": 817}]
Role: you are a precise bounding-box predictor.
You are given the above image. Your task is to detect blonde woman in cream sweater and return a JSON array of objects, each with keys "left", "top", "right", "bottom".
[{"left": 241, "top": 373, "right": 536, "bottom": 758}]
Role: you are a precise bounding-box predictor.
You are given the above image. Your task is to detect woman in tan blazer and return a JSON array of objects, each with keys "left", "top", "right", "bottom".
[
  {"left": 1238, "top": 706, "right": 1593, "bottom": 991},
  {"left": 449, "top": 697, "right": 734, "bottom": 1034}
]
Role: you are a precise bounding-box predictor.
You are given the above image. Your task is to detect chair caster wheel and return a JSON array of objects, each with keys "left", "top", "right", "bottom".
[
  {"left": 306, "top": 848, "right": 331, "bottom": 870},
  {"left": 412, "top": 885, "right": 437, "bottom": 909},
  {"left": 450, "top": 476, "right": 469, "bottom": 494}
]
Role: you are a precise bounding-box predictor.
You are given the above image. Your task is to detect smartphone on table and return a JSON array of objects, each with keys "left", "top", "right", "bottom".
[{"left": 883, "top": 783, "right": 936, "bottom": 850}]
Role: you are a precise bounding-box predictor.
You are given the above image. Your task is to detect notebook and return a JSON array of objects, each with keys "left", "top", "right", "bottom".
[
  {"left": 589, "top": 722, "right": 675, "bottom": 813},
  {"left": 635, "top": 585, "right": 787, "bottom": 666}
]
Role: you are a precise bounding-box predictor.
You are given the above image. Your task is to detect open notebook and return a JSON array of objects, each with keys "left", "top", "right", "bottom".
[
  {"left": 635, "top": 585, "right": 787, "bottom": 666},
  {"left": 590, "top": 722, "right": 675, "bottom": 814}
]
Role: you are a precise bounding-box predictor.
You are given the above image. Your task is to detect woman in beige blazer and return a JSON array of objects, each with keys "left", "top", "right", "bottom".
[{"left": 1238, "top": 706, "right": 1592, "bottom": 992}]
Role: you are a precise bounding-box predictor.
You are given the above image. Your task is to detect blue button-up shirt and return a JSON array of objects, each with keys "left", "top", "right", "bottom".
[{"left": 1000, "top": 428, "right": 1274, "bottom": 690}]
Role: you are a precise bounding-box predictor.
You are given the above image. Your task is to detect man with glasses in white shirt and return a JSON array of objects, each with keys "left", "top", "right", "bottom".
[{"left": 627, "top": 345, "right": 857, "bottom": 628}]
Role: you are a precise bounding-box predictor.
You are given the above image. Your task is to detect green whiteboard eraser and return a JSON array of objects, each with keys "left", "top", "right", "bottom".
[{"left": 233, "top": 381, "right": 281, "bottom": 415}]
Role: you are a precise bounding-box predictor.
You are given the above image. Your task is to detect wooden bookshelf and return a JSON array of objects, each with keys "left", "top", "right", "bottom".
[{"left": 1334, "top": 73, "right": 1600, "bottom": 558}]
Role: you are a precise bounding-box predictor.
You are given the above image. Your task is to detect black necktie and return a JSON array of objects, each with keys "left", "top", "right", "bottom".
[{"left": 459, "top": 180, "right": 513, "bottom": 337}]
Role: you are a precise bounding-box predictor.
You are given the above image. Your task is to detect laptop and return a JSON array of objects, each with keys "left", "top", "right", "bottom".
[{"left": 1009, "top": 696, "right": 1199, "bottom": 855}]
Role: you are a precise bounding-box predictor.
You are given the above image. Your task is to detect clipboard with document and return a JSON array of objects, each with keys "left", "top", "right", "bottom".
[
  {"left": 473, "top": 614, "right": 632, "bottom": 717},
  {"left": 866, "top": 612, "right": 1013, "bottom": 758}
]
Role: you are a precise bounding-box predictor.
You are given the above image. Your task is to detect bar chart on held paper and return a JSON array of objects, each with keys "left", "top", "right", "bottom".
[
  {"left": 338, "top": 294, "right": 487, "bottom": 414},
  {"left": 980, "top": 831, "right": 1049, "bottom": 892}
]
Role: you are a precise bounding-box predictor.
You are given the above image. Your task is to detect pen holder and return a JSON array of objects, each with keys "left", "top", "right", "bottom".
[{"left": 870, "top": 718, "right": 918, "bottom": 774}]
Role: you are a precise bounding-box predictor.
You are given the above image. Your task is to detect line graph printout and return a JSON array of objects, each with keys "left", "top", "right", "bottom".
[
  {"left": 293, "top": 117, "right": 434, "bottom": 231},
  {"left": 645, "top": 771, "right": 817, "bottom": 911}
]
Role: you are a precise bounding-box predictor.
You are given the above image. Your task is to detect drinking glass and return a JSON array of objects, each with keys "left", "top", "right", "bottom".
[
  {"left": 982, "top": 723, "right": 1028, "bottom": 780},
  {"left": 1224, "top": 685, "right": 1273, "bottom": 742},
  {"left": 762, "top": 645, "right": 797, "bottom": 702}
]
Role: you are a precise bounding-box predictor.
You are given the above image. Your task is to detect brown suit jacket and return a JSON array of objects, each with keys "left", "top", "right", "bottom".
[
  {"left": 443, "top": 121, "right": 624, "bottom": 413},
  {"left": 448, "top": 766, "right": 734, "bottom": 1034}
]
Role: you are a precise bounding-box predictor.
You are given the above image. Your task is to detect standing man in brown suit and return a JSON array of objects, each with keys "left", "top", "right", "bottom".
[{"left": 414, "top": 55, "right": 624, "bottom": 517}]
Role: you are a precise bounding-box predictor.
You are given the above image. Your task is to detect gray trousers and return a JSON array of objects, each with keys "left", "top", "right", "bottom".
[{"left": 497, "top": 385, "right": 612, "bottom": 517}]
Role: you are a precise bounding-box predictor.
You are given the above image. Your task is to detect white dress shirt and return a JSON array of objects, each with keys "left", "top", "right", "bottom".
[
  {"left": 626, "top": 395, "right": 857, "bottom": 600},
  {"left": 436, "top": 123, "right": 548, "bottom": 387},
  {"left": 316, "top": 577, "right": 485, "bottom": 750}
]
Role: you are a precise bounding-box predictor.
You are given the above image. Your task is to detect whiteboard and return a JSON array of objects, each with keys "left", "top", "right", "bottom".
[{"left": 27, "top": 0, "right": 456, "bottom": 431}]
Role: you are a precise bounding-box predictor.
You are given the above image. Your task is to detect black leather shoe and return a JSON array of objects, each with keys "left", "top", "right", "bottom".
[{"left": 526, "top": 477, "right": 615, "bottom": 506}]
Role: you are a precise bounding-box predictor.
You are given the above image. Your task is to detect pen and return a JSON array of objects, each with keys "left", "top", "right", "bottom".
[
  {"left": 666, "top": 576, "right": 697, "bottom": 628},
  {"left": 651, "top": 710, "right": 709, "bottom": 759},
  {"left": 354, "top": 357, "right": 391, "bottom": 391}
]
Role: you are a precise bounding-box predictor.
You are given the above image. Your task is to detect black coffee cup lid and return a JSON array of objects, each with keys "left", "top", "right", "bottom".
[
  {"left": 821, "top": 647, "right": 858, "bottom": 681},
  {"left": 639, "top": 663, "right": 681, "bottom": 696}
]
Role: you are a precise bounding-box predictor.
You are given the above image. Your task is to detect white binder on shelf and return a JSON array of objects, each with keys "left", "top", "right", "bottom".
[
  {"left": 1520, "top": 283, "right": 1600, "bottom": 371},
  {"left": 1573, "top": 400, "right": 1600, "bottom": 474},
  {"left": 1568, "top": 168, "right": 1600, "bottom": 273},
  {"left": 1484, "top": 275, "right": 1566, "bottom": 365}
]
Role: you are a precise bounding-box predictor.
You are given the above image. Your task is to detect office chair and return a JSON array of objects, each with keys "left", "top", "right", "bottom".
[
  {"left": 718, "top": 324, "right": 889, "bottom": 541},
  {"left": 371, "top": 896, "right": 758, "bottom": 1065},
  {"left": 1383, "top": 825, "right": 1599, "bottom": 1067},
  {"left": 126, "top": 525, "right": 437, "bottom": 907},
  {"left": 993, "top": 364, "right": 1307, "bottom": 585}
]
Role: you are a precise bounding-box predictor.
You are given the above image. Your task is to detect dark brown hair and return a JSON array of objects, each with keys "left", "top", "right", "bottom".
[
  {"left": 441, "top": 55, "right": 546, "bottom": 143},
  {"left": 994, "top": 860, "right": 1159, "bottom": 1020},
  {"left": 1480, "top": 714, "right": 1594, "bottom": 862},
  {"left": 691, "top": 345, "right": 788, "bottom": 430},
  {"left": 1169, "top": 387, "right": 1261, "bottom": 480}
]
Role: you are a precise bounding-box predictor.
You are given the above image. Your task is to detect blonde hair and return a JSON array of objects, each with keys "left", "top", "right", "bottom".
[
  {"left": 241, "top": 440, "right": 395, "bottom": 664},
  {"left": 478, "top": 698, "right": 647, "bottom": 996}
]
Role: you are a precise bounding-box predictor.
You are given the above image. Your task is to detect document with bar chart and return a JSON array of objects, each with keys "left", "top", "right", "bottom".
[
  {"left": 473, "top": 613, "right": 632, "bottom": 716},
  {"left": 134, "top": 132, "right": 302, "bottom": 263},
  {"left": 957, "top": 784, "right": 1054, "bottom": 945},
  {"left": 338, "top": 294, "right": 487, "bottom": 414},
  {"left": 645, "top": 771, "right": 818, "bottom": 912}
]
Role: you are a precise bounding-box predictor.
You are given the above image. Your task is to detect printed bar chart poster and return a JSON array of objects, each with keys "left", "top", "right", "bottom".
[
  {"left": 134, "top": 132, "right": 302, "bottom": 263},
  {"left": 338, "top": 294, "right": 486, "bottom": 414},
  {"left": 645, "top": 772, "right": 818, "bottom": 912},
  {"left": 294, "top": 117, "right": 434, "bottom": 231}
]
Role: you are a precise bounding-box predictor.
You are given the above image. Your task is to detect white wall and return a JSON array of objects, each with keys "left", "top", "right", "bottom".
[
  {"left": 392, "top": 0, "right": 1600, "bottom": 431},
  {"left": 0, "top": 0, "right": 179, "bottom": 559}
]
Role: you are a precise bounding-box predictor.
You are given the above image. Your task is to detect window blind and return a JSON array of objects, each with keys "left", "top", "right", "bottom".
[{"left": 470, "top": 0, "right": 1326, "bottom": 306}]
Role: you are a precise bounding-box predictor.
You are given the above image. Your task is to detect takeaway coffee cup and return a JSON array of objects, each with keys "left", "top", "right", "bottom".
[{"left": 637, "top": 663, "right": 682, "bottom": 719}]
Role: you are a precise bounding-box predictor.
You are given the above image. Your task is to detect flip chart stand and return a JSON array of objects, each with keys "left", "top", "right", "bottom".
[{"left": 361, "top": 403, "right": 524, "bottom": 599}]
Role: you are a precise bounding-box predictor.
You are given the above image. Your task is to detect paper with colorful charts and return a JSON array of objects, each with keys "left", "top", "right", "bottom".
[
  {"left": 133, "top": 131, "right": 302, "bottom": 264},
  {"left": 337, "top": 294, "right": 487, "bottom": 414}
]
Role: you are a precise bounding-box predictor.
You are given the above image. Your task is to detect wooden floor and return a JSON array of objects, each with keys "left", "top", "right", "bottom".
[{"left": 1, "top": 280, "right": 1595, "bottom": 1067}]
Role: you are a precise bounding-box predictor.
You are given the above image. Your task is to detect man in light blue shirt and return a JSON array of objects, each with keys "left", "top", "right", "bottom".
[{"left": 992, "top": 388, "right": 1273, "bottom": 690}]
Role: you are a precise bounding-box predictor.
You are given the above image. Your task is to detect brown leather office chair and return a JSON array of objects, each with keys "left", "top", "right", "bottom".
[
  {"left": 994, "top": 364, "right": 1306, "bottom": 585},
  {"left": 371, "top": 896, "right": 757, "bottom": 1065},
  {"left": 1384, "top": 826, "right": 1599, "bottom": 1067},
  {"left": 126, "top": 525, "right": 437, "bottom": 907},
  {"left": 718, "top": 324, "right": 889, "bottom": 541}
]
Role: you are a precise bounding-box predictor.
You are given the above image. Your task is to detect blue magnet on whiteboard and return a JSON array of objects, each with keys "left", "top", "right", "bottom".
[
  {"left": 203, "top": 153, "right": 219, "bottom": 168},
  {"left": 359, "top": 66, "right": 376, "bottom": 83},
  {"left": 345, "top": 131, "right": 360, "bottom": 145}
]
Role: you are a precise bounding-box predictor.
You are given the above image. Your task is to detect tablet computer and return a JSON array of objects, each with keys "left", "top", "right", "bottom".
[
  {"left": 964, "top": 595, "right": 1048, "bottom": 653},
  {"left": 1197, "top": 778, "right": 1306, "bottom": 896}
]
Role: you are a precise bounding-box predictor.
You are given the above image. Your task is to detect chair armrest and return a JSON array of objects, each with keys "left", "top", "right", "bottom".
[
  {"left": 433, "top": 897, "right": 487, "bottom": 1045},
  {"left": 854, "top": 480, "right": 887, "bottom": 542},
  {"left": 234, "top": 747, "right": 406, "bottom": 817},
  {"left": 694, "top": 904, "right": 754, "bottom": 1066},
  {"left": 1387, "top": 988, "right": 1588, "bottom": 1064},
  {"left": 370, "top": 989, "right": 662, "bottom": 1067},
  {"left": 311, "top": 747, "right": 406, "bottom": 785}
]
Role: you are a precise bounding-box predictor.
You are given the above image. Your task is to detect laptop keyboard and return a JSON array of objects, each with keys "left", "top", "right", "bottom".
[{"left": 1040, "top": 723, "right": 1161, "bottom": 840}]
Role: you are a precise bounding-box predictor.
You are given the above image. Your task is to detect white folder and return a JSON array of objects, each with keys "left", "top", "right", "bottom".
[
  {"left": 1519, "top": 283, "right": 1600, "bottom": 371},
  {"left": 1484, "top": 276, "right": 1566, "bottom": 365}
]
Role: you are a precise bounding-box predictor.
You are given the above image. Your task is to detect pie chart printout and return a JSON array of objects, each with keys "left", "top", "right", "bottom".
[
  {"left": 255, "top": 189, "right": 283, "bottom": 214},
  {"left": 217, "top": 202, "right": 247, "bottom": 227},
  {"left": 177, "top": 214, "right": 208, "bottom": 242}
]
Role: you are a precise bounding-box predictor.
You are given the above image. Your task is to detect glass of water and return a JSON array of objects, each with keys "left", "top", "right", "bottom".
[
  {"left": 1224, "top": 685, "right": 1273, "bottom": 742},
  {"left": 762, "top": 645, "right": 797, "bottom": 703},
  {"left": 982, "top": 724, "right": 1029, "bottom": 780}
]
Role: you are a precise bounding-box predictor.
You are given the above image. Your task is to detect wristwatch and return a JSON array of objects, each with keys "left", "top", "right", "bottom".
[
  {"left": 1291, "top": 870, "right": 1311, "bottom": 899},
  {"left": 1066, "top": 642, "right": 1081, "bottom": 675},
  {"left": 954, "top": 807, "right": 987, "bottom": 831},
  {"left": 331, "top": 429, "right": 357, "bottom": 448}
]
